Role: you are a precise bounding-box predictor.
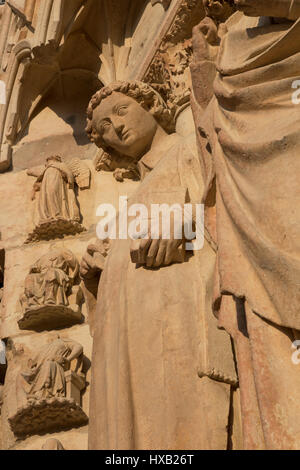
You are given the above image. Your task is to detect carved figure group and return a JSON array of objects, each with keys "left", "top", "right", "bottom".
[
  {"left": 8, "top": 337, "right": 87, "bottom": 437},
  {"left": 20, "top": 249, "right": 79, "bottom": 312},
  {"left": 18, "top": 249, "right": 83, "bottom": 331}
]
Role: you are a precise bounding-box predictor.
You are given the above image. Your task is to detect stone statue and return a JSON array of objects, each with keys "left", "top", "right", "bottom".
[
  {"left": 26, "top": 155, "right": 89, "bottom": 243},
  {"left": 81, "top": 80, "right": 240, "bottom": 450},
  {"left": 192, "top": 0, "right": 300, "bottom": 450},
  {"left": 8, "top": 336, "right": 87, "bottom": 437},
  {"left": 18, "top": 249, "right": 83, "bottom": 331}
]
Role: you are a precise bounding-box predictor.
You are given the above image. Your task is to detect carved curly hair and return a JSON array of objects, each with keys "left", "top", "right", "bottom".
[{"left": 85, "top": 80, "right": 175, "bottom": 149}]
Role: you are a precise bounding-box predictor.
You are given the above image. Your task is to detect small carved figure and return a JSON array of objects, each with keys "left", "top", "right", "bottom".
[
  {"left": 18, "top": 249, "right": 83, "bottom": 331},
  {"left": 26, "top": 155, "right": 90, "bottom": 243},
  {"left": 20, "top": 337, "right": 83, "bottom": 401},
  {"left": 93, "top": 148, "right": 140, "bottom": 182},
  {"left": 20, "top": 249, "right": 78, "bottom": 310},
  {"left": 83, "top": 80, "right": 238, "bottom": 450},
  {"left": 8, "top": 337, "right": 88, "bottom": 437}
]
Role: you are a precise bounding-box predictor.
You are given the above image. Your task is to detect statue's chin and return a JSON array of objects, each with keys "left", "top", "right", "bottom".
[{"left": 120, "top": 140, "right": 150, "bottom": 160}]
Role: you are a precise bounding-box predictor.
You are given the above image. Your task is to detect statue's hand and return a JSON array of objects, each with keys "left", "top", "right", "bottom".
[
  {"left": 55, "top": 354, "right": 70, "bottom": 370},
  {"left": 130, "top": 235, "right": 183, "bottom": 268},
  {"left": 195, "top": 17, "right": 219, "bottom": 47},
  {"left": 234, "top": 0, "right": 290, "bottom": 18},
  {"left": 80, "top": 241, "right": 109, "bottom": 280}
]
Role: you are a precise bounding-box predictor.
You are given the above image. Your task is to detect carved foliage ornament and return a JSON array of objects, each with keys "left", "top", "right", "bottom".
[
  {"left": 143, "top": 0, "right": 205, "bottom": 113},
  {"left": 143, "top": 0, "right": 235, "bottom": 113}
]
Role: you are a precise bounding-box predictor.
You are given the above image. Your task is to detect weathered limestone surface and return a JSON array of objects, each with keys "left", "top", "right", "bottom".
[
  {"left": 1, "top": 0, "right": 298, "bottom": 452},
  {"left": 0, "top": 0, "right": 169, "bottom": 450}
]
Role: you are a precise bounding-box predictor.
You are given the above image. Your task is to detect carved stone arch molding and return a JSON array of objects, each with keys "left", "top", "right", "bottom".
[{"left": 0, "top": 0, "right": 173, "bottom": 171}]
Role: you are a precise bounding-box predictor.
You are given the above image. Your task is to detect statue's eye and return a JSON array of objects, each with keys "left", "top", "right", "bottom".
[
  {"left": 100, "top": 121, "right": 111, "bottom": 133},
  {"left": 117, "top": 106, "right": 128, "bottom": 116}
]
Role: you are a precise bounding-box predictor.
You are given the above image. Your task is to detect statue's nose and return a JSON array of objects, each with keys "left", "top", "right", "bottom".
[{"left": 111, "top": 117, "right": 125, "bottom": 138}]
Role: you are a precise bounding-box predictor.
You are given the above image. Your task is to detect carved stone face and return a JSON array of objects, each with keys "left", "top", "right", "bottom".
[{"left": 91, "top": 92, "right": 158, "bottom": 159}]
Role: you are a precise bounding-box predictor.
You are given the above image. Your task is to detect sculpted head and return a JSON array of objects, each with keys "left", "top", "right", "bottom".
[{"left": 86, "top": 81, "right": 174, "bottom": 160}]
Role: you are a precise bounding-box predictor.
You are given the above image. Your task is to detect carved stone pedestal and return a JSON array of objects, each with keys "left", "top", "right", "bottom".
[
  {"left": 18, "top": 304, "right": 83, "bottom": 331},
  {"left": 25, "top": 219, "right": 86, "bottom": 244},
  {"left": 8, "top": 396, "right": 88, "bottom": 438}
]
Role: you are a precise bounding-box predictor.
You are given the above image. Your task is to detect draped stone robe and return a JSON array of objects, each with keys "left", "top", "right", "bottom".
[
  {"left": 89, "top": 132, "right": 239, "bottom": 450},
  {"left": 37, "top": 161, "right": 80, "bottom": 223},
  {"left": 195, "top": 12, "right": 300, "bottom": 449}
]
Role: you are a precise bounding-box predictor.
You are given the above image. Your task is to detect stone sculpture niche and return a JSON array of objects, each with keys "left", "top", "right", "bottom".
[
  {"left": 26, "top": 156, "right": 90, "bottom": 244},
  {"left": 8, "top": 337, "right": 88, "bottom": 438},
  {"left": 18, "top": 249, "right": 84, "bottom": 331}
]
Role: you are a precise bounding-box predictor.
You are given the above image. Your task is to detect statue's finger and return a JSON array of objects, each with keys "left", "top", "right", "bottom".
[
  {"left": 130, "top": 239, "right": 140, "bottom": 263},
  {"left": 154, "top": 241, "right": 167, "bottom": 268},
  {"left": 138, "top": 237, "right": 151, "bottom": 264},
  {"left": 146, "top": 240, "right": 159, "bottom": 268},
  {"left": 165, "top": 240, "right": 179, "bottom": 265}
]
